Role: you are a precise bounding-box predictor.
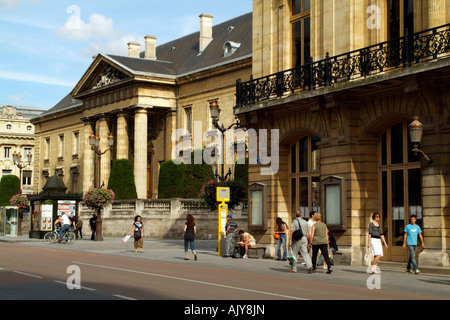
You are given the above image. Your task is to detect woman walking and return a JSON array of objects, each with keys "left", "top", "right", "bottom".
[
  {"left": 309, "top": 213, "right": 333, "bottom": 274},
  {"left": 129, "top": 215, "right": 144, "bottom": 253},
  {"left": 184, "top": 214, "right": 197, "bottom": 260},
  {"left": 368, "top": 212, "right": 388, "bottom": 274},
  {"left": 274, "top": 217, "right": 288, "bottom": 261}
]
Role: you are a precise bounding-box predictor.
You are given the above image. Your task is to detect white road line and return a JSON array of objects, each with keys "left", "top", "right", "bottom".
[
  {"left": 113, "top": 294, "right": 138, "bottom": 300},
  {"left": 13, "top": 271, "right": 43, "bottom": 279},
  {"left": 74, "top": 261, "right": 308, "bottom": 300},
  {"left": 53, "top": 280, "right": 97, "bottom": 291}
]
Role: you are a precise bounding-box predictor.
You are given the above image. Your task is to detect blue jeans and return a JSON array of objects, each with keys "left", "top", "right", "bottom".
[
  {"left": 407, "top": 245, "right": 419, "bottom": 271},
  {"left": 59, "top": 224, "right": 70, "bottom": 239},
  {"left": 276, "top": 234, "right": 287, "bottom": 260},
  {"left": 184, "top": 239, "right": 195, "bottom": 254}
]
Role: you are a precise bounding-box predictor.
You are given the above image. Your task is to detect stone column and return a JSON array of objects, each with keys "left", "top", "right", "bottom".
[
  {"left": 98, "top": 116, "right": 111, "bottom": 187},
  {"left": 82, "top": 118, "right": 95, "bottom": 191},
  {"left": 134, "top": 107, "right": 148, "bottom": 199},
  {"left": 116, "top": 112, "right": 129, "bottom": 159}
]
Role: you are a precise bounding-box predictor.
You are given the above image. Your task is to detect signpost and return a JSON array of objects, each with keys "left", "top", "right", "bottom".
[{"left": 216, "top": 187, "right": 230, "bottom": 256}]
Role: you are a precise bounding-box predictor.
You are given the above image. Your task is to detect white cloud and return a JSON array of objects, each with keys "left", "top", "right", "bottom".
[
  {"left": 0, "top": 0, "right": 39, "bottom": 10},
  {"left": 56, "top": 6, "right": 120, "bottom": 41},
  {"left": 0, "top": 70, "right": 75, "bottom": 87},
  {"left": 83, "top": 35, "right": 142, "bottom": 57}
]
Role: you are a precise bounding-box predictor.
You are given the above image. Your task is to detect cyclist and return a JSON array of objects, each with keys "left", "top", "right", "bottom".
[{"left": 58, "top": 213, "right": 72, "bottom": 242}]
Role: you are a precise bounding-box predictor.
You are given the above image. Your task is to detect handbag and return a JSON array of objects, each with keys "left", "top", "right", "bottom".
[
  {"left": 274, "top": 232, "right": 280, "bottom": 240},
  {"left": 292, "top": 219, "right": 303, "bottom": 240},
  {"left": 328, "top": 248, "right": 334, "bottom": 266},
  {"left": 364, "top": 247, "right": 373, "bottom": 267}
]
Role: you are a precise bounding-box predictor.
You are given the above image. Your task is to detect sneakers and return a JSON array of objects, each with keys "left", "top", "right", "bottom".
[
  {"left": 242, "top": 254, "right": 248, "bottom": 259},
  {"left": 415, "top": 269, "right": 420, "bottom": 274}
]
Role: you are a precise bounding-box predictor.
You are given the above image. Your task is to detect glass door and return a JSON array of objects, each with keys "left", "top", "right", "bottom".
[{"left": 379, "top": 122, "right": 421, "bottom": 262}]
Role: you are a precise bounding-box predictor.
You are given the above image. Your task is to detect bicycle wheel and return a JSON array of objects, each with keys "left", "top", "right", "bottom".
[
  {"left": 68, "top": 231, "right": 76, "bottom": 243},
  {"left": 44, "top": 232, "right": 57, "bottom": 244}
]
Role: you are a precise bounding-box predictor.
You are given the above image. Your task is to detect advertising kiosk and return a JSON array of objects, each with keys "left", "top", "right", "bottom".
[{"left": 27, "top": 175, "right": 82, "bottom": 239}]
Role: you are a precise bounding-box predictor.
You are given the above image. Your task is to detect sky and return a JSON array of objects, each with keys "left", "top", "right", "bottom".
[{"left": 0, "top": 0, "right": 253, "bottom": 110}]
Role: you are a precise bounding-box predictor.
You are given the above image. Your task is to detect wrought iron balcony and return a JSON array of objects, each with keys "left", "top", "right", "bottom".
[{"left": 235, "top": 23, "right": 450, "bottom": 109}]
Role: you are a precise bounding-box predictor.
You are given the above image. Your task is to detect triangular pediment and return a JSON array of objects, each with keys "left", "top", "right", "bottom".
[{"left": 72, "top": 55, "right": 132, "bottom": 97}]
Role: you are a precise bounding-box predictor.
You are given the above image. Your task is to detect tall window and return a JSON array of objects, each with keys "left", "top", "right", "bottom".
[
  {"left": 291, "top": 0, "right": 311, "bottom": 67},
  {"left": 4, "top": 147, "right": 11, "bottom": 159},
  {"left": 289, "top": 135, "right": 320, "bottom": 218},
  {"left": 388, "top": 0, "right": 414, "bottom": 39},
  {"left": 184, "top": 106, "right": 192, "bottom": 134},
  {"left": 380, "top": 122, "right": 421, "bottom": 251}
]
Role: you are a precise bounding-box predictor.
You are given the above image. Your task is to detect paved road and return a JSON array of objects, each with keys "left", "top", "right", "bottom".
[{"left": 0, "top": 238, "right": 449, "bottom": 301}]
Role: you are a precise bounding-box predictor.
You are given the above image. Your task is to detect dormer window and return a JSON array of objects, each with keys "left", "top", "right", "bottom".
[{"left": 223, "top": 41, "right": 241, "bottom": 58}]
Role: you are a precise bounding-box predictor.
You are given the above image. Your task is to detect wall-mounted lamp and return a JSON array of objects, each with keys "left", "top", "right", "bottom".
[{"left": 408, "top": 117, "right": 432, "bottom": 163}]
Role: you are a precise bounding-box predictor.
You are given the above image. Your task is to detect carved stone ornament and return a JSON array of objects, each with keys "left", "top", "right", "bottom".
[{"left": 92, "top": 66, "right": 129, "bottom": 89}]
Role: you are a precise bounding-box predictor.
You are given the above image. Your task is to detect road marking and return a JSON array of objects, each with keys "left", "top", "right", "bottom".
[
  {"left": 53, "top": 280, "right": 96, "bottom": 291},
  {"left": 113, "top": 294, "right": 138, "bottom": 300},
  {"left": 13, "top": 271, "right": 43, "bottom": 279},
  {"left": 74, "top": 261, "right": 308, "bottom": 300}
]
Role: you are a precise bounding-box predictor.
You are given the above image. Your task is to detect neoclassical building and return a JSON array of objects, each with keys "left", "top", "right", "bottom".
[
  {"left": 234, "top": 0, "right": 449, "bottom": 266},
  {"left": 0, "top": 105, "right": 44, "bottom": 194},
  {"left": 32, "top": 13, "right": 252, "bottom": 199}
]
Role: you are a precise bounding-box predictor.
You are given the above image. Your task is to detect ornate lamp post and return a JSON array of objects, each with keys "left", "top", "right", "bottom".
[
  {"left": 12, "top": 151, "right": 32, "bottom": 235},
  {"left": 89, "top": 132, "right": 114, "bottom": 241},
  {"left": 89, "top": 132, "right": 114, "bottom": 188},
  {"left": 12, "top": 151, "right": 32, "bottom": 194},
  {"left": 210, "top": 101, "right": 240, "bottom": 181},
  {"left": 408, "top": 117, "right": 432, "bottom": 163}
]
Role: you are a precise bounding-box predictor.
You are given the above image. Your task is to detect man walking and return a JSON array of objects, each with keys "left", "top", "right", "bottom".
[
  {"left": 403, "top": 215, "right": 425, "bottom": 274},
  {"left": 289, "top": 211, "right": 313, "bottom": 273}
]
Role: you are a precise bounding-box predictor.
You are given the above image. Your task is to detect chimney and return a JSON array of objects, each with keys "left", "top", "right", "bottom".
[
  {"left": 199, "top": 13, "right": 213, "bottom": 53},
  {"left": 144, "top": 35, "right": 157, "bottom": 60},
  {"left": 128, "top": 42, "right": 141, "bottom": 58}
]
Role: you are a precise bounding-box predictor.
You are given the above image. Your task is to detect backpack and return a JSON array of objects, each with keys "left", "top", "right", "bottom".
[{"left": 292, "top": 219, "right": 304, "bottom": 241}]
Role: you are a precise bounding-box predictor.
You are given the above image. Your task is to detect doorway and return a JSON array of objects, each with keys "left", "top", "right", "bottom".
[{"left": 379, "top": 121, "right": 422, "bottom": 262}]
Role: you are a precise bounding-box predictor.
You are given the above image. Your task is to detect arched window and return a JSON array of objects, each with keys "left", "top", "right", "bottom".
[{"left": 289, "top": 135, "right": 320, "bottom": 218}]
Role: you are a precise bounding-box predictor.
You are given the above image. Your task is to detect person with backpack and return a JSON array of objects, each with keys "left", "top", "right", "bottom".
[
  {"left": 129, "top": 215, "right": 144, "bottom": 253},
  {"left": 289, "top": 211, "right": 313, "bottom": 273}
]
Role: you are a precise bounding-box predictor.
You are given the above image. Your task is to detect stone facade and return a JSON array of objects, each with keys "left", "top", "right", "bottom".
[{"left": 234, "top": 0, "right": 450, "bottom": 266}]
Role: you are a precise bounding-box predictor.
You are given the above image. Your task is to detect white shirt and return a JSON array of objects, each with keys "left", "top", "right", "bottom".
[{"left": 62, "top": 214, "right": 70, "bottom": 225}]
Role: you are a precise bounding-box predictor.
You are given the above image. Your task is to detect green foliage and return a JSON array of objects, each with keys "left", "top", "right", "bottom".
[
  {"left": 201, "top": 179, "right": 247, "bottom": 211},
  {"left": 234, "top": 157, "right": 249, "bottom": 188},
  {"left": 0, "top": 175, "right": 20, "bottom": 206},
  {"left": 107, "top": 159, "right": 137, "bottom": 200},
  {"left": 181, "top": 151, "right": 215, "bottom": 198},
  {"left": 158, "top": 160, "right": 186, "bottom": 199}
]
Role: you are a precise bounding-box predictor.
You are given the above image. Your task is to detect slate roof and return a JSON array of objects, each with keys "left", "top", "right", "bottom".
[{"left": 39, "top": 12, "right": 252, "bottom": 119}]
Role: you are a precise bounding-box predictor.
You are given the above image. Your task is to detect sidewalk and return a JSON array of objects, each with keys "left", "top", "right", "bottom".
[{"left": 1, "top": 234, "right": 449, "bottom": 277}]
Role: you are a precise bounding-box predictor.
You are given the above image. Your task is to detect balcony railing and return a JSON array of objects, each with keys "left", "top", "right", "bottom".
[{"left": 235, "top": 23, "right": 450, "bottom": 108}]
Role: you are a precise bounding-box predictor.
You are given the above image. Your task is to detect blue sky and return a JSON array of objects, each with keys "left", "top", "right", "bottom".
[{"left": 0, "top": 0, "right": 253, "bottom": 110}]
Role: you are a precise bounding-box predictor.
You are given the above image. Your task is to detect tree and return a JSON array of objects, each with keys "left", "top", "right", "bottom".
[
  {"left": 158, "top": 160, "right": 186, "bottom": 199},
  {"left": 0, "top": 175, "right": 20, "bottom": 206},
  {"left": 181, "top": 151, "right": 215, "bottom": 198},
  {"left": 107, "top": 159, "right": 137, "bottom": 200}
]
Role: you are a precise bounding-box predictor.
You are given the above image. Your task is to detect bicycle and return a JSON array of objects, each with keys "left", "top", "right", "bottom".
[{"left": 44, "top": 227, "right": 76, "bottom": 244}]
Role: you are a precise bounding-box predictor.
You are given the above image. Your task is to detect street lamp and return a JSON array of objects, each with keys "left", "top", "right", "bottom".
[
  {"left": 408, "top": 117, "right": 432, "bottom": 163},
  {"left": 12, "top": 151, "right": 33, "bottom": 194},
  {"left": 89, "top": 133, "right": 114, "bottom": 188},
  {"left": 210, "top": 101, "right": 240, "bottom": 181}
]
